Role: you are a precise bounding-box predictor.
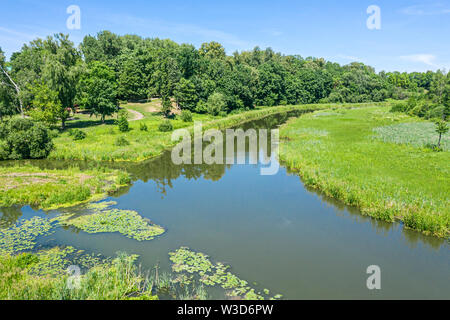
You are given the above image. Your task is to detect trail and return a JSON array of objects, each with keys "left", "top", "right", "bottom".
[{"left": 127, "top": 108, "right": 144, "bottom": 121}]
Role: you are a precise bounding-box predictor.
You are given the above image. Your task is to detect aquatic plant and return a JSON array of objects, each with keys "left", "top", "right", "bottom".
[
  {"left": 53, "top": 201, "right": 165, "bottom": 241},
  {"left": 0, "top": 217, "right": 54, "bottom": 255},
  {"left": 169, "top": 247, "right": 282, "bottom": 300},
  {"left": 28, "top": 246, "right": 110, "bottom": 277}
]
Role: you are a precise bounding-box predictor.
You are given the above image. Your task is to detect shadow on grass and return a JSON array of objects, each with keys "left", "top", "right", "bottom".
[{"left": 64, "top": 118, "right": 117, "bottom": 130}]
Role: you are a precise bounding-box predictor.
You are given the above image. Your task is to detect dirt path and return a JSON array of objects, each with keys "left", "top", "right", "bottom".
[{"left": 127, "top": 108, "right": 145, "bottom": 121}]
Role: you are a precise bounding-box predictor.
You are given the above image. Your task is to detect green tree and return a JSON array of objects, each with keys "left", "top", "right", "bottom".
[
  {"left": 161, "top": 94, "right": 173, "bottom": 118},
  {"left": 116, "top": 109, "right": 129, "bottom": 132},
  {"left": 0, "top": 48, "right": 23, "bottom": 118},
  {"left": 0, "top": 118, "right": 53, "bottom": 160},
  {"left": 199, "top": 42, "right": 226, "bottom": 60},
  {"left": 78, "top": 61, "right": 118, "bottom": 123},
  {"left": 29, "top": 81, "right": 62, "bottom": 125},
  {"left": 207, "top": 92, "right": 226, "bottom": 116},
  {"left": 174, "top": 78, "right": 198, "bottom": 111},
  {"left": 435, "top": 120, "right": 449, "bottom": 148}
]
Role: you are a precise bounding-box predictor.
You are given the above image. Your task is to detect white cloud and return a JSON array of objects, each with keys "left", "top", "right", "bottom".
[
  {"left": 336, "top": 54, "right": 364, "bottom": 62},
  {"left": 401, "top": 4, "right": 450, "bottom": 16},
  {"left": 399, "top": 54, "right": 437, "bottom": 66}
]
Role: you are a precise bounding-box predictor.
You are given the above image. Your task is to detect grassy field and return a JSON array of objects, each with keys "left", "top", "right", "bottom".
[
  {"left": 0, "top": 165, "right": 130, "bottom": 210},
  {"left": 279, "top": 106, "right": 449, "bottom": 238},
  {"left": 49, "top": 101, "right": 388, "bottom": 162}
]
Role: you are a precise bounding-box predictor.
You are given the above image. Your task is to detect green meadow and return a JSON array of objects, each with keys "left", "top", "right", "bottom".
[{"left": 279, "top": 106, "right": 449, "bottom": 238}]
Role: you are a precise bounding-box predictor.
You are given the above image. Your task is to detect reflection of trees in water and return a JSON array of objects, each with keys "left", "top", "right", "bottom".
[{"left": 0, "top": 206, "right": 23, "bottom": 228}]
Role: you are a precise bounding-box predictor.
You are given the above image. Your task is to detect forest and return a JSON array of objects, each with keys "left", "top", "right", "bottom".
[{"left": 1, "top": 30, "right": 448, "bottom": 131}]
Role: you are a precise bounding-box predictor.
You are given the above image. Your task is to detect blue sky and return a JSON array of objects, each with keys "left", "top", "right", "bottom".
[{"left": 1, "top": 0, "right": 449, "bottom": 72}]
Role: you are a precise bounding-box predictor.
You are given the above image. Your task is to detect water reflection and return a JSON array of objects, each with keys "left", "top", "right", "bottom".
[{"left": 0, "top": 110, "right": 448, "bottom": 250}]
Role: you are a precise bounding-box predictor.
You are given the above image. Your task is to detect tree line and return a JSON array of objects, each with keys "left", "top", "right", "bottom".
[{"left": 1, "top": 30, "right": 449, "bottom": 128}]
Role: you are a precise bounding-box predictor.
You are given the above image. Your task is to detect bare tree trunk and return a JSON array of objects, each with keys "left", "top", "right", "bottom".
[{"left": 1, "top": 66, "right": 24, "bottom": 118}]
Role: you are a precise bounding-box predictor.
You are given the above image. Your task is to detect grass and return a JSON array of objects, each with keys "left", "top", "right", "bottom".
[
  {"left": 0, "top": 252, "right": 158, "bottom": 300},
  {"left": 279, "top": 106, "right": 450, "bottom": 238},
  {"left": 0, "top": 165, "right": 131, "bottom": 210},
  {"left": 49, "top": 101, "right": 389, "bottom": 162},
  {"left": 373, "top": 122, "right": 450, "bottom": 151}
]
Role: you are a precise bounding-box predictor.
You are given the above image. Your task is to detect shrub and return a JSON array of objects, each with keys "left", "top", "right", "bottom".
[
  {"left": 139, "top": 122, "right": 148, "bottom": 131},
  {"left": 158, "top": 120, "right": 173, "bottom": 132},
  {"left": 390, "top": 102, "right": 408, "bottom": 113},
  {"left": 114, "top": 136, "right": 130, "bottom": 146},
  {"left": 425, "top": 105, "right": 446, "bottom": 120},
  {"left": 0, "top": 118, "right": 53, "bottom": 160},
  {"left": 206, "top": 92, "right": 226, "bottom": 116},
  {"left": 195, "top": 101, "right": 208, "bottom": 114},
  {"left": 69, "top": 129, "right": 87, "bottom": 141},
  {"left": 180, "top": 110, "right": 193, "bottom": 122},
  {"left": 116, "top": 110, "right": 129, "bottom": 132}
]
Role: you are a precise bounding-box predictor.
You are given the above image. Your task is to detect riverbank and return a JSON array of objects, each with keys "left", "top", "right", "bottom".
[
  {"left": 48, "top": 102, "right": 388, "bottom": 162},
  {"left": 0, "top": 165, "right": 130, "bottom": 210},
  {"left": 279, "top": 106, "right": 449, "bottom": 238}
]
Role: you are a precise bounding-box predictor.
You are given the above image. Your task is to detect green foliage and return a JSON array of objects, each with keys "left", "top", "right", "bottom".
[
  {"left": 77, "top": 61, "right": 118, "bottom": 122},
  {"left": 29, "top": 82, "right": 63, "bottom": 125},
  {"left": 53, "top": 201, "right": 165, "bottom": 241},
  {"left": 206, "top": 92, "right": 226, "bottom": 116},
  {"left": 158, "top": 119, "right": 173, "bottom": 132},
  {"left": 114, "top": 136, "right": 130, "bottom": 146},
  {"left": 0, "top": 117, "right": 53, "bottom": 160},
  {"left": 116, "top": 109, "right": 129, "bottom": 132},
  {"left": 139, "top": 122, "right": 148, "bottom": 131},
  {"left": 174, "top": 78, "right": 199, "bottom": 111},
  {"left": 169, "top": 247, "right": 282, "bottom": 300},
  {"left": 0, "top": 251, "right": 158, "bottom": 300},
  {"left": 435, "top": 120, "right": 449, "bottom": 148},
  {"left": 0, "top": 217, "right": 54, "bottom": 255},
  {"left": 161, "top": 95, "right": 172, "bottom": 118},
  {"left": 68, "top": 129, "right": 86, "bottom": 141},
  {"left": 180, "top": 110, "right": 193, "bottom": 122},
  {"left": 0, "top": 165, "right": 130, "bottom": 209}
]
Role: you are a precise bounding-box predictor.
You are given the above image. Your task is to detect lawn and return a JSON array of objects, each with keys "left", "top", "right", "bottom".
[{"left": 279, "top": 106, "right": 450, "bottom": 238}]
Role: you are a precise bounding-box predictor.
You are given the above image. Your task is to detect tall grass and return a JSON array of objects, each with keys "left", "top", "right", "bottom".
[
  {"left": 279, "top": 106, "right": 449, "bottom": 238},
  {"left": 0, "top": 252, "right": 158, "bottom": 300}
]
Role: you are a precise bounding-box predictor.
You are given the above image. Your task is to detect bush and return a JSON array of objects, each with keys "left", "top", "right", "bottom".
[
  {"left": 180, "top": 110, "right": 193, "bottom": 122},
  {"left": 195, "top": 101, "right": 208, "bottom": 114},
  {"left": 390, "top": 102, "right": 408, "bottom": 113},
  {"left": 139, "top": 122, "right": 148, "bottom": 131},
  {"left": 0, "top": 118, "right": 53, "bottom": 160},
  {"left": 206, "top": 92, "right": 226, "bottom": 116},
  {"left": 69, "top": 129, "right": 86, "bottom": 141},
  {"left": 116, "top": 110, "right": 129, "bottom": 132},
  {"left": 114, "top": 136, "right": 130, "bottom": 146},
  {"left": 158, "top": 120, "right": 173, "bottom": 132},
  {"left": 425, "top": 105, "right": 446, "bottom": 120}
]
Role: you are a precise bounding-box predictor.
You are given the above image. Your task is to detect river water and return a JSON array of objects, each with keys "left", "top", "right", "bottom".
[{"left": 1, "top": 113, "right": 449, "bottom": 299}]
